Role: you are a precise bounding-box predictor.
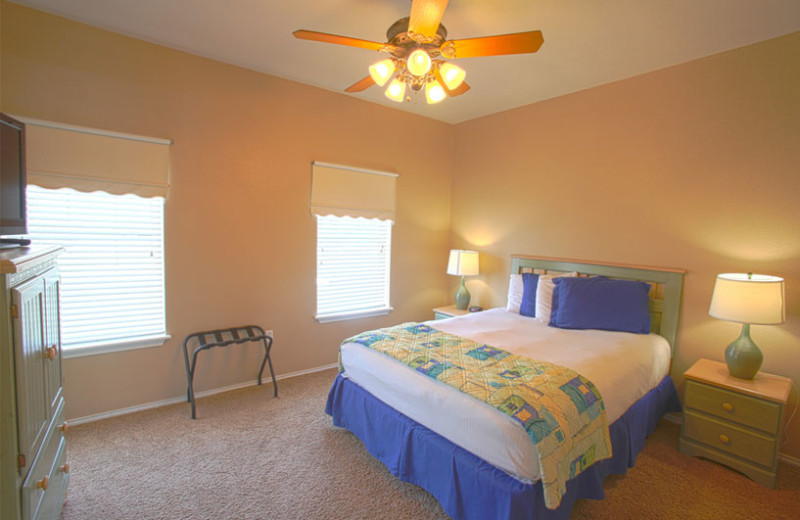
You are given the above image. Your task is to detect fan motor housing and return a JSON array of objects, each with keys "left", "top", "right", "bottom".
[{"left": 386, "top": 17, "right": 447, "bottom": 58}]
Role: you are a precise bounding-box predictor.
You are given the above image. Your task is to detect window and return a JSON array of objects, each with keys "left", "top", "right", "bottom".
[
  {"left": 316, "top": 215, "right": 392, "bottom": 322},
  {"left": 26, "top": 185, "right": 168, "bottom": 357},
  {"left": 310, "top": 161, "right": 398, "bottom": 322}
]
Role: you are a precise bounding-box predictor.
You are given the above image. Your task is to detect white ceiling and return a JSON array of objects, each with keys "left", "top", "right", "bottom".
[{"left": 10, "top": 0, "right": 800, "bottom": 124}]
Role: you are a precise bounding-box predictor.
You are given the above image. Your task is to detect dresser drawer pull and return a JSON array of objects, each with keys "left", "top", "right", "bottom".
[
  {"left": 43, "top": 346, "right": 57, "bottom": 361},
  {"left": 58, "top": 422, "right": 69, "bottom": 435},
  {"left": 721, "top": 402, "right": 734, "bottom": 412},
  {"left": 718, "top": 434, "right": 731, "bottom": 445},
  {"left": 59, "top": 462, "right": 70, "bottom": 474},
  {"left": 36, "top": 475, "right": 49, "bottom": 491}
]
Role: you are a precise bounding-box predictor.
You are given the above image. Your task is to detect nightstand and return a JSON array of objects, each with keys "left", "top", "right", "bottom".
[
  {"left": 433, "top": 305, "right": 471, "bottom": 320},
  {"left": 679, "top": 358, "right": 791, "bottom": 488}
]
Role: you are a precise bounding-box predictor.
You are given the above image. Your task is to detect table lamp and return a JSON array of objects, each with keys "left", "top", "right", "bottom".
[
  {"left": 447, "top": 250, "right": 479, "bottom": 310},
  {"left": 708, "top": 273, "right": 785, "bottom": 379}
]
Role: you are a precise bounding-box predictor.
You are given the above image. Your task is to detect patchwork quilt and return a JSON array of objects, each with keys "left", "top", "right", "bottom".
[{"left": 343, "top": 322, "right": 612, "bottom": 509}]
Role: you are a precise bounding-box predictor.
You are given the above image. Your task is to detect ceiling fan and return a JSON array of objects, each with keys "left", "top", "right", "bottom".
[{"left": 293, "top": 0, "right": 544, "bottom": 105}]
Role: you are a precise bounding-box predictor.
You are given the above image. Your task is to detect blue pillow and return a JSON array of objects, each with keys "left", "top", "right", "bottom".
[
  {"left": 549, "top": 277, "right": 652, "bottom": 334},
  {"left": 519, "top": 273, "right": 540, "bottom": 317}
]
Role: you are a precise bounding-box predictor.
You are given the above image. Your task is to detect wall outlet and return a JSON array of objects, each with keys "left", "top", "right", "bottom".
[{"left": 265, "top": 329, "right": 274, "bottom": 340}]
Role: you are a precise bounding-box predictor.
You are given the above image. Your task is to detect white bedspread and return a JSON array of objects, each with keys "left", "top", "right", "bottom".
[{"left": 339, "top": 308, "right": 671, "bottom": 482}]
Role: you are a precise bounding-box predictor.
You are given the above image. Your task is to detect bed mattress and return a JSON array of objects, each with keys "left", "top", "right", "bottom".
[{"left": 339, "top": 308, "right": 671, "bottom": 482}]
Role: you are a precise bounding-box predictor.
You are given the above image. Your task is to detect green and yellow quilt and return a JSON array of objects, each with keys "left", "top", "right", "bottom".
[{"left": 343, "top": 322, "right": 612, "bottom": 509}]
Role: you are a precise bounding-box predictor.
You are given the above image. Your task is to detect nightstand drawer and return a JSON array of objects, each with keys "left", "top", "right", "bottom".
[
  {"left": 684, "top": 380, "right": 780, "bottom": 434},
  {"left": 683, "top": 410, "right": 776, "bottom": 468}
]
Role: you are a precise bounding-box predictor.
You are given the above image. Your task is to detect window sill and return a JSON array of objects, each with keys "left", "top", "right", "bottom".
[
  {"left": 62, "top": 334, "right": 171, "bottom": 359},
  {"left": 316, "top": 307, "right": 393, "bottom": 324}
]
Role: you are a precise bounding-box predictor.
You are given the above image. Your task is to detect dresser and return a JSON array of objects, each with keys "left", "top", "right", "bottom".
[
  {"left": 1, "top": 245, "right": 68, "bottom": 520},
  {"left": 679, "top": 358, "right": 791, "bottom": 488}
]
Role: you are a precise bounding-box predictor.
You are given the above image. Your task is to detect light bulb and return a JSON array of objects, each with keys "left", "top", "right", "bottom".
[
  {"left": 368, "top": 59, "right": 396, "bottom": 87},
  {"left": 407, "top": 49, "right": 431, "bottom": 77},
  {"left": 385, "top": 77, "right": 406, "bottom": 102},
  {"left": 439, "top": 62, "right": 466, "bottom": 90},
  {"left": 425, "top": 79, "right": 446, "bottom": 104}
]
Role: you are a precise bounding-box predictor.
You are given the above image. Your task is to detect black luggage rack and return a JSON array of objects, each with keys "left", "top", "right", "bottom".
[{"left": 182, "top": 325, "right": 277, "bottom": 419}]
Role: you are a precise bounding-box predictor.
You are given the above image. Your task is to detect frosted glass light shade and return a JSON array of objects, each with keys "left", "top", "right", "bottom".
[
  {"left": 709, "top": 273, "right": 785, "bottom": 324},
  {"left": 447, "top": 250, "right": 479, "bottom": 276},
  {"left": 425, "top": 79, "right": 446, "bottom": 104},
  {"left": 407, "top": 49, "right": 432, "bottom": 77},
  {"left": 385, "top": 78, "right": 406, "bottom": 102},
  {"left": 369, "top": 59, "right": 396, "bottom": 86},
  {"left": 439, "top": 62, "right": 466, "bottom": 90}
]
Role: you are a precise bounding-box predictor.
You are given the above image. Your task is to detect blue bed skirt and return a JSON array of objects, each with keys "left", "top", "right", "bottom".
[{"left": 325, "top": 373, "right": 681, "bottom": 520}]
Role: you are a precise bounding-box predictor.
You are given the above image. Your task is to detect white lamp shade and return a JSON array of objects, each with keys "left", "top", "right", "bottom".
[
  {"left": 385, "top": 77, "right": 406, "bottom": 103},
  {"left": 709, "top": 273, "right": 785, "bottom": 325},
  {"left": 439, "top": 62, "right": 466, "bottom": 90},
  {"left": 368, "top": 59, "right": 396, "bottom": 87},
  {"left": 407, "top": 49, "right": 432, "bottom": 77},
  {"left": 447, "top": 250, "right": 479, "bottom": 276},
  {"left": 425, "top": 79, "right": 446, "bottom": 104}
]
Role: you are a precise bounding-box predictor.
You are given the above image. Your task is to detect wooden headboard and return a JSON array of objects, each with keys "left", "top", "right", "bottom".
[{"left": 510, "top": 255, "right": 685, "bottom": 354}]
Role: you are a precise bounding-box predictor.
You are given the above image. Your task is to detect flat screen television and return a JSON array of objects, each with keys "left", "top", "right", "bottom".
[{"left": 0, "top": 113, "right": 31, "bottom": 248}]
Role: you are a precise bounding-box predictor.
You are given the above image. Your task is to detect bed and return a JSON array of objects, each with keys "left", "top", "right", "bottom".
[{"left": 325, "top": 255, "right": 685, "bottom": 520}]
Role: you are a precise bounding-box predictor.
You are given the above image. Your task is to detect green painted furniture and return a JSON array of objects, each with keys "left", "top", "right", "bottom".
[
  {"left": 433, "top": 305, "right": 471, "bottom": 320},
  {"left": 509, "top": 255, "right": 685, "bottom": 354},
  {"left": 679, "top": 358, "right": 791, "bottom": 488},
  {"left": 1, "top": 246, "right": 68, "bottom": 520}
]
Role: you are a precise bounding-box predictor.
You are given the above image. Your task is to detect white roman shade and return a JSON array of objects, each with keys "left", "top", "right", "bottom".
[
  {"left": 310, "top": 161, "right": 397, "bottom": 221},
  {"left": 22, "top": 118, "right": 171, "bottom": 198}
]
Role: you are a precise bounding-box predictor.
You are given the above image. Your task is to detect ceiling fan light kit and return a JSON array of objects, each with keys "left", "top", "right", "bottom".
[
  {"left": 368, "top": 59, "right": 396, "bottom": 86},
  {"left": 385, "top": 77, "right": 407, "bottom": 102},
  {"left": 293, "top": 0, "right": 543, "bottom": 106}
]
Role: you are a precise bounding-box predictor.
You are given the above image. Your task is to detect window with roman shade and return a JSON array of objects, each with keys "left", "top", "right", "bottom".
[
  {"left": 311, "top": 161, "right": 397, "bottom": 323},
  {"left": 22, "top": 117, "right": 171, "bottom": 357}
]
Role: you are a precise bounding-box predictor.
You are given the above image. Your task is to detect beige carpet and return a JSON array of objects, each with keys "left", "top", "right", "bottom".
[{"left": 61, "top": 368, "right": 799, "bottom": 520}]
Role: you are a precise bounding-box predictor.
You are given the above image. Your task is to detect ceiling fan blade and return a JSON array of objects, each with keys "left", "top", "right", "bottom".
[
  {"left": 293, "top": 30, "right": 388, "bottom": 52},
  {"left": 447, "top": 30, "right": 544, "bottom": 58},
  {"left": 408, "top": 0, "right": 450, "bottom": 39},
  {"left": 345, "top": 75, "right": 376, "bottom": 93}
]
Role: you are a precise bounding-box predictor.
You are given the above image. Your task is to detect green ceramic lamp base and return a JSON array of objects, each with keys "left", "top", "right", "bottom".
[
  {"left": 725, "top": 323, "right": 763, "bottom": 380},
  {"left": 454, "top": 276, "right": 471, "bottom": 310}
]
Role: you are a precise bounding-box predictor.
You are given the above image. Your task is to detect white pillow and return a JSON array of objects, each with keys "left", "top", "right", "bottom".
[
  {"left": 506, "top": 274, "right": 523, "bottom": 313},
  {"left": 535, "top": 272, "right": 578, "bottom": 323}
]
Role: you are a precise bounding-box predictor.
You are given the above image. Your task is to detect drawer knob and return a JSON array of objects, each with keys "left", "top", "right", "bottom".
[
  {"left": 59, "top": 462, "right": 70, "bottom": 474},
  {"left": 718, "top": 434, "right": 731, "bottom": 444},
  {"left": 36, "top": 475, "right": 49, "bottom": 491},
  {"left": 722, "top": 402, "right": 734, "bottom": 412},
  {"left": 43, "top": 346, "right": 56, "bottom": 361}
]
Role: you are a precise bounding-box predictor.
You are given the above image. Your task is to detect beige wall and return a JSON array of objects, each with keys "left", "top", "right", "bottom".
[
  {"left": 1, "top": 3, "right": 453, "bottom": 419},
  {"left": 3, "top": 2, "right": 799, "bottom": 458},
  {"left": 451, "top": 32, "right": 800, "bottom": 458}
]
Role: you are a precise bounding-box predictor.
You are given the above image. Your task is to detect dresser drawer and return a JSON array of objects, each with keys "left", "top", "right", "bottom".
[
  {"left": 684, "top": 380, "right": 780, "bottom": 434},
  {"left": 683, "top": 410, "right": 776, "bottom": 468},
  {"left": 35, "top": 436, "right": 69, "bottom": 520},
  {"left": 21, "top": 399, "right": 66, "bottom": 520}
]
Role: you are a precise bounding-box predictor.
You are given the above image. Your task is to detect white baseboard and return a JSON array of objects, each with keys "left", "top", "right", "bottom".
[
  {"left": 779, "top": 452, "right": 800, "bottom": 467},
  {"left": 661, "top": 412, "right": 800, "bottom": 468},
  {"left": 68, "top": 363, "right": 339, "bottom": 426}
]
